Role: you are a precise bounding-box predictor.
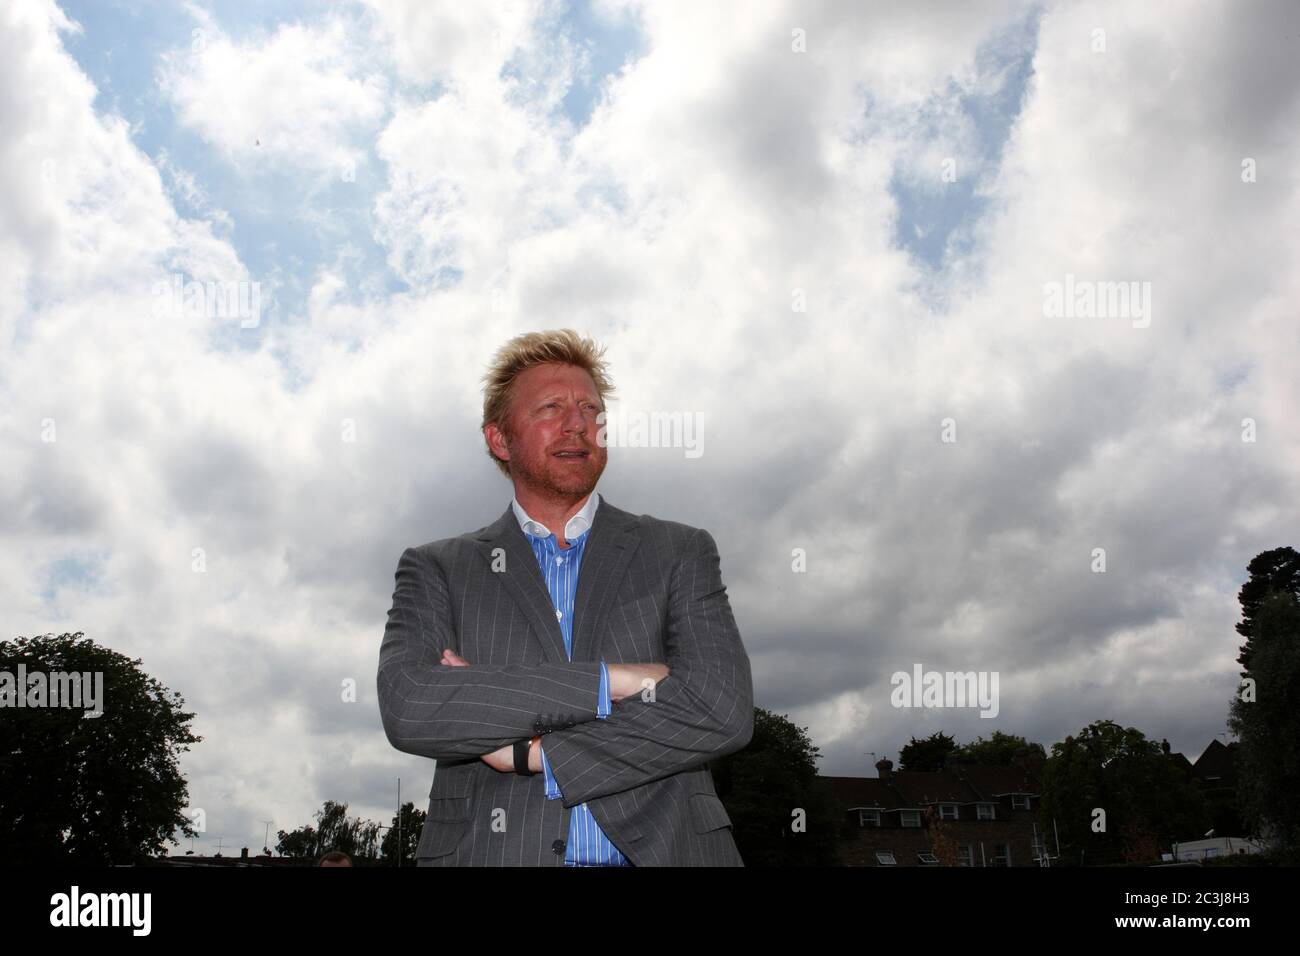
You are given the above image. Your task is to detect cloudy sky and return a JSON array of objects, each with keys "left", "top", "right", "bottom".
[{"left": 3, "top": 0, "right": 1297, "bottom": 853}]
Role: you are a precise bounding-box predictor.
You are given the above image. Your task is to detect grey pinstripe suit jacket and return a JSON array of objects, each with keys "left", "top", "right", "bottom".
[{"left": 377, "top": 496, "right": 754, "bottom": 866}]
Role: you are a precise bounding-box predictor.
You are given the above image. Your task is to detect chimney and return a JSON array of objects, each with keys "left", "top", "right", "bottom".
[
  {"left": 241, "top": 847, "right": 249, "bottom": 859},
  {"left": 875, "top": 758, "right": 894, "bottom": 780},
  {"left": 1161, "top": 739, "right": 1171, "bottom": 755}
]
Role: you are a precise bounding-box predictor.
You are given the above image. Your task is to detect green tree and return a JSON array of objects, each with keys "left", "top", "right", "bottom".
[
  {"left": 356, "top": 820, "right": 381, "bottom": 861},
  {"left": 1037, "top": 720, "right": 1207, "bottom": 866},
  {"left": 950, "top": 731, "right": 1046, "bottom": 769},
  {"left": 315, "top": 800, "right": 362, "bottom": 856},
  {"left": 380, "top": 801, "right": 426, "bottom": 865},
  {"left": 276, "top": 801, "right": 384, "bottom": 862},
  {"left": 712, "top": 707, "right": 838, "bottom": 865},
  {"left": 276, "top": 825, "right": 319, "bottom": 860},
  {"left": 1235, "top": 546, "right": 1300, "bottom": 671},
  {"left": 1227, "top": 589, "right": 1300, "bottom": 850},
  {"left": 0, "top": 632, "right": 201, "bottom": 864},
  {"left": 899, "top": 731, "right": 958, "bottom": 771}
]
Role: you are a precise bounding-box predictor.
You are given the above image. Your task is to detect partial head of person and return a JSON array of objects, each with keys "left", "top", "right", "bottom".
[
  {"left": 481, "top": 329, "right": 615, "bottom": 504},
  {"left": 317, "top": 850, "right": 352, "bottom": 867}
]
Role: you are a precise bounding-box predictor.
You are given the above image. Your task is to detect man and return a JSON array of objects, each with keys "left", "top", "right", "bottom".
[{"left": 376, "top": 328, "right": 753, "bottom": 866}]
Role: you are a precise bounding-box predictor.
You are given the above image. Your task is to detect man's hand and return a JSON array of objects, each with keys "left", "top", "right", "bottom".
[
  {"left": 440, "top": 649, "right": 542, "bottom": 772},
  {"left": 607, "top": 662, "right": 670, "bottom": 702},
  {"left": 479, "top": 735, "right": 542, "bottom": 773}
]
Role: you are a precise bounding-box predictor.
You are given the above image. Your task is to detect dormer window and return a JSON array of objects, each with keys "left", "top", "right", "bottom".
[
  {"left": 940, "top": 803, "right": 959, "bottom": 820},
  {"left": 977, "top": 803, "right": 996, "bottom": 820},
  {"left": 858, "top": 809, "right": 881, "bottom": 827},
  {"left": 900, "top": 810, "right": 922, "bottom": 827}
]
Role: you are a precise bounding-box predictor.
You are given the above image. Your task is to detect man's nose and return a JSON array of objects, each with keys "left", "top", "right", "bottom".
[{"left": 562, "top": 404, "right": 587, "bottom": 433}]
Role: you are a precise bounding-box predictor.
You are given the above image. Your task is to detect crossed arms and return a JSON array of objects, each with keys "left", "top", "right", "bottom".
[
  {"left": 376, "top": 528, "right": 754, "bottom": 805},
  {"left": 437, "top": 648, "right": 666, "bottom": 781}
]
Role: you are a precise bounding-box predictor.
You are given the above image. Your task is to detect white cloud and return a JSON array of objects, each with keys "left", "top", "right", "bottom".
[
  {"left": 159, "top": 13, "right": 387, "bottom": 176},
  {"left": 5, "top": 0, "right": 1298, "bottom": 849},
  {"left": 363, "top": 0, "right": 536, "bottom": 90}
]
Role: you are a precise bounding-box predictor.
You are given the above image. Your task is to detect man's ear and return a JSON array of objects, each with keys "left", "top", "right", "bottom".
[{"left": 485, "top": 421, "right": 510, "bottom": 464}]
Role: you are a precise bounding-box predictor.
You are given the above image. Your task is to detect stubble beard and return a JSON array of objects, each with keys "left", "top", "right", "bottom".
[{"left": 507, "top": 437, "right": 604, "bottom": 502}]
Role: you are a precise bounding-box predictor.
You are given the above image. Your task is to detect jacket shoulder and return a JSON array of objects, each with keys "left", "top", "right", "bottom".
[
  {"left": 398, "top": 520, "right": 497, "bottom": 568},
  {"left": 616, "top": 508, "right": 714, "bottom": 554}
]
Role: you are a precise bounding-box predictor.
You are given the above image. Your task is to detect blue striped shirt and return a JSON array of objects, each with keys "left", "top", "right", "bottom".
[{"left": 511, "top": 490, "right": 631, "bottom": 866}]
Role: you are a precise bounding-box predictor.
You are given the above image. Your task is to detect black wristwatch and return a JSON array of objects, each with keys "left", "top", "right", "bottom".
[{"left": 514, "top": 736, "right": 537, "bottom": 775}]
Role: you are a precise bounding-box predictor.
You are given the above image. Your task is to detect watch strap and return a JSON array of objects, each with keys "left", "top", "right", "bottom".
[{"left": 514, "top": 738, "right": 535, "bottom": 775}]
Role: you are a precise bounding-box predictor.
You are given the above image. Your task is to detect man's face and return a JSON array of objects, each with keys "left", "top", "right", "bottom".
[{"left": 488, "top": 362, "right": 608, "bottom": 500}]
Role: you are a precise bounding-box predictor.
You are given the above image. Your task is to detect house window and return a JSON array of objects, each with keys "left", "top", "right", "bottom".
[
  {"left": 958, "top": 845, "right": 974, "bottom": 867},
  {"left": 858, "top": 809, "right": 881, "bottom": 827},
  {"left": 993, "top": 844, "right": 1011, "bottom": 866},
  {"left": 977, "top": 803, "right": 996, "bottom": 820},
  {"left": 876, "top": 852, "right": 897, "bottom": 866},
  {"left": 1011, "top": 794, "right": 1029, "bottom": 810},
  {"left": 917, "top": 853, "right": 939, "bottom": 865},
  {"left": 900, "top": 810, "right": 921, "bottom": 827},
  {"left": 940, "top": 803, "right": 959, "bottom": 820}
]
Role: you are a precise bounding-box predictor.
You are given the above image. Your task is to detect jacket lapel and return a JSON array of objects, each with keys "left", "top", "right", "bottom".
[
  {"left": 571, "top": 499, "right": 640, "bottom": 663},
  {"left": 475, "top": 505, "right": 569, "bottom": 663},
  {"left": 473, "top": 496, "right": 642, "bottom": 665}
]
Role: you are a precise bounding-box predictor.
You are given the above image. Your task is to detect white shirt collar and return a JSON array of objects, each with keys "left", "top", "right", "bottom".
[{"left": 511, "top": 490, "right": 601, "bottom": 542}]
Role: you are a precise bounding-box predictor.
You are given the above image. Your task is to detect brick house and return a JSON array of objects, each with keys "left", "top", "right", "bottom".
[{"left": 822, "top": 758, "right": 1049, "bottom": 866}]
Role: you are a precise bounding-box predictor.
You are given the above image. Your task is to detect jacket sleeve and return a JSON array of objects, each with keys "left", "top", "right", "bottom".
[
  {"left": 535, "top": 528, "right": 754, "bottom": 806},
  {"left": 377, "top": 545, "right": 606, "bottom": 761},
  {"left": 541, "top": 659, "right": 612, "bottom": 800}
]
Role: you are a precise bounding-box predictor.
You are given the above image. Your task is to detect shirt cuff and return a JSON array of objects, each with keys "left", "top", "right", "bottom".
[
  {"left": 540, "top": 742, "right": 562, "bottom": 799},
  {"left": 597, "top": 658, "right": 612, "bottom": 719}
]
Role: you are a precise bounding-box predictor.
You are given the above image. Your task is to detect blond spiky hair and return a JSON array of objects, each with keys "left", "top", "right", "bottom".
[{"left": 480, "top": 329, "right": 615, "bottom": 477}]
